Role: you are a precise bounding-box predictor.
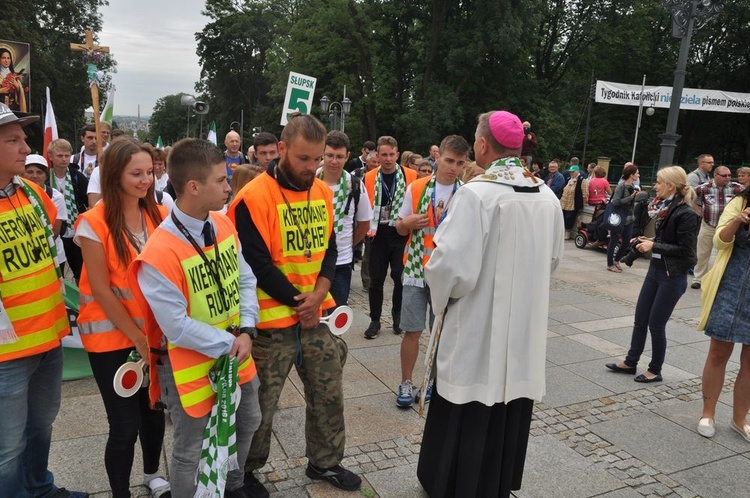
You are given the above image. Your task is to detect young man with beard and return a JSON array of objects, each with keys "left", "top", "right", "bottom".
[
  {"left": 318, "top": 130, "right": 372, "bottom": 306},
  {"left": 394, "top": 135, "right": 469, "bottom": 407},
  {"left": 362, "top": 136, "right": 417, "bottom": 338},
  {"left": 229, "top": 113, "right": 361, "bottom": 496}
]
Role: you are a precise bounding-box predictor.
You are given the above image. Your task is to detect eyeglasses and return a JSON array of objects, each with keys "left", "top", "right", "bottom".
[{"left": 419, "top": 169, "right": 432, "bottom": 174}]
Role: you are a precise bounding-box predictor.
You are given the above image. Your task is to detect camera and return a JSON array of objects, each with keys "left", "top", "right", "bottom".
[{"left": 619, "top": 239, "right": 643, "bottom": 267}]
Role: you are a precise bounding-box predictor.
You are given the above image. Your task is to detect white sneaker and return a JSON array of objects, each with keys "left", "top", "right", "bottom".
[
  {"left": 731, "top": 420, "right": 750, "bottom": 442},
  {"left": 697, "top": 417, "right": 715, "bottom": 438}
]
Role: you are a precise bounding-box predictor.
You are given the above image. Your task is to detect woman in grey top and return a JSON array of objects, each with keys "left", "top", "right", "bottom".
[{"left": 607, "top": 163, "right": 639, "bottom": 272}]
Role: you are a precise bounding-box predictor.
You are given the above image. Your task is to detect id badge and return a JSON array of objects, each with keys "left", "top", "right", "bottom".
[{"left": 379, "top": 206, "right": 391, "bottom": 224}]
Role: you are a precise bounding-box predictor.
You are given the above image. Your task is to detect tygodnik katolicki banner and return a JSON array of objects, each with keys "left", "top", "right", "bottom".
[{"left": 596, "top": 80, "right": 750, "bottom": 114}]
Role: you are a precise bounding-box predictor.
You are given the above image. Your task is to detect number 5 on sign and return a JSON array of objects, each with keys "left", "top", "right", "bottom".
[{"left": 281, "top": 71, "right": 317, "bottom": 126}]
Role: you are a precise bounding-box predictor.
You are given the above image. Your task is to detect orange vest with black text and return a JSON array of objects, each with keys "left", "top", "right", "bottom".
[
  {"left": 0, "top": 179, "right": 69, "bottom": 362},
  {"left": 76, "top": 203, "right": 166, "bottom": 353},
  {"left": 402, "top": 175, "right": 439, "bottom": 268},
  {"left": 128, "top": 212, "right": 256, "bottom": 418},
  {"left": 364, "top": 165, "right": 418, "bottom": 209},
  {"left": 228, "top": 172, "right": 336, "bottom": 329}
]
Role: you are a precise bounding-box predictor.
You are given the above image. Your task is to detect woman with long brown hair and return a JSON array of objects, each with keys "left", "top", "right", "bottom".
[{"left": 75, "top": 139, "right": 170, "bottom": 498}]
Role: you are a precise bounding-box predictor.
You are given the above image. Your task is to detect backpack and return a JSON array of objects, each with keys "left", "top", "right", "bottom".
[{"left": 344, "top": 175, "right": 361, "bottom": 223}]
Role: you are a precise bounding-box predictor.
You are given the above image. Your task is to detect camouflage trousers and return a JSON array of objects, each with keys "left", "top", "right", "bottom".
[{"left": 245, "top": 322, "right": 348, "bottom": 471}]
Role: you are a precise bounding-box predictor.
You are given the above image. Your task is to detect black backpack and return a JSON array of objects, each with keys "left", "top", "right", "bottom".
[{"left": 344, "top": 176, "right": 361, "bottom": 223}]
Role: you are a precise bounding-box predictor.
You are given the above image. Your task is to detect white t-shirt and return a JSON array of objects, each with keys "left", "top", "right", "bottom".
[
  {"left": 155, "top": 173, "right": 169, "bottom": 192},
  {"left": 399, "top": 179, "right": 457, "bottom": 221},
  {"left": 75, "top": 218, "right": 147, "bottom": 250},
  {"left": 87, "top": 166, "right": 100, "bottom": 195},
  {"left": 50, "top": 188, "right": 67, "bottom": 264},
  {"left": 319, "top": 170, "right": 372, "bottom": 265}
]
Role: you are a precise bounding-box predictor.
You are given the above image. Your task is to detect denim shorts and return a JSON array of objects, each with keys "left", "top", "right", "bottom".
[{"left": 400, "top": 284, "right": 434, "bottom": 332}]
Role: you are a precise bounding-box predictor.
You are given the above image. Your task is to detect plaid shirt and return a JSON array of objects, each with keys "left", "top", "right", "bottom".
[{"left": 694, "top": 180, "right": 744, "bottom": 227}]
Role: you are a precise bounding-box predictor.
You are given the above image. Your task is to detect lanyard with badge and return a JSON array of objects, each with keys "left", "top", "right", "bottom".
[
  {"left": 170, "top": 212, "right": 236, "bottom": 333},
  {"left": 430, "top": 181, "right": 458, "bottom": 228}
]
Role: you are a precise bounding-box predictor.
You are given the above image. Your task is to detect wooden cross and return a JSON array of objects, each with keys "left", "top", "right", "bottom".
[
  {"left": 69, "top": 30, "right": 110, "bottom": 55},
  {"left": 70, "top": 30, "right": 110, "bottom": 159}
]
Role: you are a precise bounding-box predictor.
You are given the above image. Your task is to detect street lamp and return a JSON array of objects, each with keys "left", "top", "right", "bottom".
[
  {"left": 319, "top": 87, "right": 352, "bottom": 132},
  {"left": 657, "top": 0, "right": 723, "bottom": 168}
]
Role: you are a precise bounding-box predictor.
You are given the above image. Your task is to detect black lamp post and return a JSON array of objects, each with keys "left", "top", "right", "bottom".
[
  {"left": 657, "top": 0, "right": 723, "bottom": 168},
  {"left": 320, "top": 88, "right": 352, "bottom": 132}
]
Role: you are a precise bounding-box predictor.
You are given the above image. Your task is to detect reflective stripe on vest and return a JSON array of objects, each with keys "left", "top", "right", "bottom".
[
  {"left": 76, "top": 203, "right": 163, "bottom": 353},
  {"left": 0, "top": 181, "right": 69, "bottom": 362},
  {"left": 229, "top": 175, "right": 336, "bottom": 329},
  {"left": 130, "top": 213, "right": 256, "bottom": 418}
]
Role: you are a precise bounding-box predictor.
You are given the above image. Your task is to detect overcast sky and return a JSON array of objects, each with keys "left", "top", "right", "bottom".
[{"left": 100, "top": 0, "right": 207, "bottom": 117}]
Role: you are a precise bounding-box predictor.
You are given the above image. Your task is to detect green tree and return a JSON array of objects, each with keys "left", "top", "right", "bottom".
[
  {"left": 149, "top": 93, "right": 198, "bottom": 144},
  {"left": 1, "top": 0, "right": 116, "bottom": 149}
]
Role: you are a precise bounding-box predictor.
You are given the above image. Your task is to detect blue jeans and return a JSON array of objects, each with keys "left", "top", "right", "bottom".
[
  {"left": 625, "top": 262, "right": 687, "bottom": 375},
  {"left": 330, "top": 263, "right": 353, "bottom": 307},
  {"left": 607, "top": 223, "right": 633, "bottom": 266},
  {"left": 0, "top": 345, "right": 63, "bottom": 498}
]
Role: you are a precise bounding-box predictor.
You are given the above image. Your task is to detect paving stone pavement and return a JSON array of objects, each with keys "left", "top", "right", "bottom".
[{"left": 50, "top": 241, "right": 749, "bottom": 497}]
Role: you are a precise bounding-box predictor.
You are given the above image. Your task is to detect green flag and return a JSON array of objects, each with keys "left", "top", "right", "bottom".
[
  {"left": 156, "top": 136, "right": 164, "bottom": 148},
  {"left": 100, "top": 86, "right": 115, "bottom": 124},
  {"left": 207, "top": 121, "right": 217, "bottom": 145}
]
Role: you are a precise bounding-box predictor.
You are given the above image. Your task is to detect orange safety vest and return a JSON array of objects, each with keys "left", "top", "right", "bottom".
[
  {"left": 402, "top": 175, "right": 439, "bottom": 268},
  {"left": 228, "top": 172, "right": 336, "bottom": 329},
  {"left": 76, "top": 203, "right": 166, "bottom": 353},
  {"left": 364, "top": 166, "right": 417, "bottom": 209},
  {"left": 129, "top": 213, "right": 256, "bottom": 418},
  {"left": 0, "top": 179, "right": 69, "bottom": 362}
]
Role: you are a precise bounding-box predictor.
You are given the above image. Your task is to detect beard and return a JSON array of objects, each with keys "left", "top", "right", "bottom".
[{"left": 278, "top": 157, "right": 315, "bottom": 190}]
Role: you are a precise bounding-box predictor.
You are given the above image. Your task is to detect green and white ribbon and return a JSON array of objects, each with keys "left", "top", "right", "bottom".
[
  {"left": 403, "top": 175, "right": 436, "bottom": 288},
  {"left": 51, "top": 169, "right": 78, "bottom": 228},
  {"left": 370, "top": 166, "right": 406, "bottom": 234},
  {"left": 0, "top": 178, "right": 63, "bottom": 344},
  {"left": 318, "top": 170, "right": 348, "bottom": 234},
  {"left": 195, "top": 356, "right": 239, "bottom": 498}
]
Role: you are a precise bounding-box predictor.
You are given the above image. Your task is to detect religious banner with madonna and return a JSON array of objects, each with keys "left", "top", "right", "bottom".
[{"left": 0, "top": 39, "right": 30, "bottom": 113}]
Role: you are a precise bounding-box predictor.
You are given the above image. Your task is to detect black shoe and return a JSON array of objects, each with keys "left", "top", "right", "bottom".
[
  {"left": 605, "top": 362, "right": 636, "bottom": 375},
  {"left": 306, "top": 463, "right": 362, "bottom": 491},
  {"left": 634, "top": 373, "right": 663, "bottom": 383},
  {"left": 691, "top": 281, "right": 701, "bottom": 289},
  {"left": 364, "top": 321, "right": 381, "bottom": 339},
  {"left": 54, "top": 489, "right": 89, "bottom": 498},
  {"left": 393, "top": 314, "right": 402, "bottom": 335},
  {"left": 243, "top": 472, "right": 269, "bottom": 498},
  {"left": 226, "top": 486, "right": 249, "bottom": 498}
]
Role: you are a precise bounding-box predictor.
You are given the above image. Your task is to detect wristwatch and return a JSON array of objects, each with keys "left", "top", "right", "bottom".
[{"left": 239, "top": 327, "right": 258, "bottom": 339}]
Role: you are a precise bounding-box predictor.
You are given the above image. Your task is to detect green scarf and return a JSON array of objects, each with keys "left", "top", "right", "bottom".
[
  {"left": 402, "top": 175, "right": 460, "bottom": 287},
  {"left": 195, "top": 356, "right": 239, "bottom": 498},
  {"left": 318, "top": 170, "right": 348, "bottom": 234},
  {"left": 370, "top": 166, "right": 406, "bottom": 234},
  {"left": 51, "top": 169, "right": 78, "bottom": 229}
]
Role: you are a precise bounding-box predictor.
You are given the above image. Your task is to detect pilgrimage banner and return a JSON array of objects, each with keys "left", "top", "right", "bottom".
[
  {"left": 596, "top": 80, "right": 750, "bottom": 114},
  {"left": 0, "top": 39, "right": 30, "bottom": 113},
  {"left": 280, "top": 71, "right": 317, "bottom": 126}
]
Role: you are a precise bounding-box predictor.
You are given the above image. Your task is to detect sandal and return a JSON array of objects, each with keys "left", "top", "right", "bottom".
[
  {"left": 144, "top": 472, "right": 171, "bottom": 498},
  {"left": 607, "top": 265, "right": 622, "bottom": 273}
]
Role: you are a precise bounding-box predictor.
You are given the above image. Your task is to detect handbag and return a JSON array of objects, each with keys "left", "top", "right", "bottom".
[{"left": 602, "top": 201, "right": 629, "bottom": 231}]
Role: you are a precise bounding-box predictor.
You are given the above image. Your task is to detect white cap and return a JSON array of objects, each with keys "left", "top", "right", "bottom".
[{"left": 25, "top": 154, "right": 49, "bottom": 171}]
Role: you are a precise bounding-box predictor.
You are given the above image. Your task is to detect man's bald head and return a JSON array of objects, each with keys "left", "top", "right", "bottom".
[{"left": 225, "top": 131, "right": 241, "bottom": 155}]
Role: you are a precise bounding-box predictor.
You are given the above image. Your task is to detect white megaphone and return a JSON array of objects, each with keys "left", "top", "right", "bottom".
[
  {"left": 113, "top": 358, "right": 146, "bottom": 398},
  {"left": 319, "top": 306, "right": 354, "bottom": 336}
]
